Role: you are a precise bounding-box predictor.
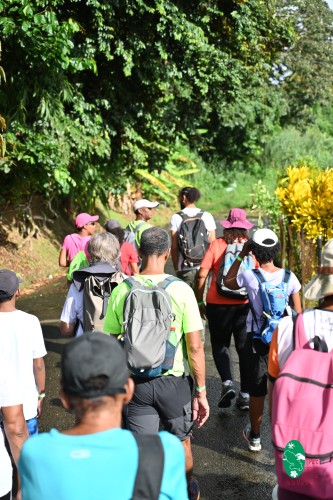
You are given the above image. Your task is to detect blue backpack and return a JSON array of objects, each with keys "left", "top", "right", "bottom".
[{"left": 250, "top": 268, "right": 292, "bottom": 344}]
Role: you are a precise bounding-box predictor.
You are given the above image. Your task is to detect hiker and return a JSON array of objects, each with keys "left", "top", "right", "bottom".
[
  {"left": 224, "top": 228, "right": 301, "bottom": 452},
  {"left": 0, "top": 269, "right": 47, "bottom": 437},
  {"left": 59, "top": 212, "right": 99, "bottom": 267},
  {"left": 269, "top": 239, "right": 333, "bottom": 500},
  {"left": 60, "top": 232, "right": 126, "bottom": 337},
  {"left": 104, "top": 227, "right": 209, "bottom": 500},
  {"left": 170, "top": 186, "right": 216, "bottom": 288},
  {"left": 196, "top": 208, "right": 257, "bottom": 411},
  {"left": 0, "top": 270, "right": 30, "bottom": 500},
  {"left": 104, "top": 219, "right": 139, "bottom": 275},
  {"left": 126, "top": 199, "right": 159, "bottom": 251},
  {"left": 18, "top": 333, "right": 188, "bottom": 500}
]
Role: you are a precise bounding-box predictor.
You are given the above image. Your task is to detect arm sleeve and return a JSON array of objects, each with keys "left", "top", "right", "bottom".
[
  {"left": 170, "top": 213, "right": 182, "bottom": 232},
  {"left": 31, "top": 316, "right": 47, "bottom": 358},
  {"left": 200, "top": 241, "right": 215, "bottom": 270},
  {"left": 203, "top": 212, "right": 216, "bottom": 231},
  {"left": 103, "top": 284, "right": 128, "bottom": 334},
  {"left": 60, "top": 285, "right": 78, "bottom": 325},
  {"left": 181, "top": 286, "right": 203, "bottom": 333}
]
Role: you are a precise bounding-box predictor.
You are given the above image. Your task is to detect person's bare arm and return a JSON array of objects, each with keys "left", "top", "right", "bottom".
[
  {"left": 2, "top": 404, "right": 29, "bottom": 465},
  {"left": 208, "top": 230, "right": 216, "bottom": 243},
  {"left": 196, "top": 267, "right": 210, "bottom": 319},
  {"left": 130, "top": 262, "right": 139, "bottom": 275},
  {"left": 60, "top": 321, "right": 75, "bottom": 337},
  {"left": 33, "top": 357, "right": 46, "bottom": 418},
  {"left": 186, "top": 330, "right": 210, "bottom": 428},
  {"left": 170, "top": 230, "right": 179, "bottom": 271},
  {"left": 59, "top": 248, "right": 68, "bottom": 267},
  {"left": 291, "top": 292, "right": 302, "bottom": 314},
  {"left": 224, "top": 240, "right": 250, "bottom": 290}
]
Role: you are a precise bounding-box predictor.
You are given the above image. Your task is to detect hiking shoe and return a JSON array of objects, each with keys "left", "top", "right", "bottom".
[
  {"left": 218, "top": 383, "right": 236, "bottom": 408},
  {"left": 188, "top": 478, "right": 200, "bottom": 500},
  {"left": 243, "top": 424, "right": 261, "bottom": 452},
  {"left": 235, "top": 393, "right": 250, "bottom": 411}
]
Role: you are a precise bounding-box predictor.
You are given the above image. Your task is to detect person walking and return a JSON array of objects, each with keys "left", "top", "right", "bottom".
[
  {"left": 196, "top": 208, "right": 256, "bottom": 410},
  {"left": 104, "top": 219, "right": 139, "bottom": 275},
  {"left": 18, "top": 333, "right": 188, "bottom": 500},
  {"left": 126, "top": 199, "right": 159, "bottom": 251},
  {"left": 59, "top": 212, "right": 99, "bottom": 267},
  {"left": 170, "top": 187, "right": 216, "bottom": 289},
  {"left": 104, "top": 227, "right": 209, "bottom": 500},
  {"left": 224, "top": 229, "right": 301, "bottom": 452}
]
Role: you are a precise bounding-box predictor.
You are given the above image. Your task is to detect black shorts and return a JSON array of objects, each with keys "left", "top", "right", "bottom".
[
  {"left": 126, "top": 374, "right": 194, "bottom": 441},
  {"left": 247, "top": 336, "right": 270, "bottom": 397}
]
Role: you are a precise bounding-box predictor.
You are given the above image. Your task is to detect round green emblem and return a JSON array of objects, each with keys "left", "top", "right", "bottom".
[{"left": 283, "top": 440, "right": 306, "bottom": 478}]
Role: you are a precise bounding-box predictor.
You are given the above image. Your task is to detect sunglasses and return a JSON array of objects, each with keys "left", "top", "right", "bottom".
[{"left": 87, "top": 222, "right": 96, "bottom": 226}]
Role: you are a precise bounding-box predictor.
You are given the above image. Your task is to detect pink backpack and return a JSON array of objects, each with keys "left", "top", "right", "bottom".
[{"left": 272, "top": 312, "right": 333, "bottom": 499}]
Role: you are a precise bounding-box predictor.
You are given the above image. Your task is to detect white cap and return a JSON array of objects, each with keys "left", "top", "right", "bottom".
[
  {"left": 133, "top": 199, "right": 159, "bottom": 212},
  {"left": 252, "top": 228, "right": 278, "bottom": 247}
]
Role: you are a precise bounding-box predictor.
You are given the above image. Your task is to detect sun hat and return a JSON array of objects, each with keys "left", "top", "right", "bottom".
[
  {"left": 252, "top": 228, "right": 278, "bottom": 247},
  {"left": 133, "top": 199, "right": 159, "bottom": 212},
  {"left": 75, "top": 213, "right": 99, "bottom": 228},
  {"left": 61, "top": 333, "right": 128, "bottom": 398},
  {"left": 304, "top": 239, "right": 333, "bottom": 300},
  {"left": 0, "top": 269, "right": 23, "bottom": 298},
  {"left": 220, "top": 208, "right": 253, "bottom": 230},
  {"left": 104, "top": 219, "right": 121, "bottom": 232}
]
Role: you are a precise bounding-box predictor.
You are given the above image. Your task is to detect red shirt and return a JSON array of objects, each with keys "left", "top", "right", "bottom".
[{"left": 120, "top": 242, "right": 139, "bottom": 275}]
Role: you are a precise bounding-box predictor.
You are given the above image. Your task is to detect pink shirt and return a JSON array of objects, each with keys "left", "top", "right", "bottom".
[{"left": 61, "top": 234, "right": 91, "bottom": 263}]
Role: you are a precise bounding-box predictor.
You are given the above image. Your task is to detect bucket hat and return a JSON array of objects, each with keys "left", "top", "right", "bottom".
[
  {"left": 304, "top": 239, "right": 333, "bottom": 300},
  {"left": 220, "top": 208, "right": 253, "bottom": 230}
]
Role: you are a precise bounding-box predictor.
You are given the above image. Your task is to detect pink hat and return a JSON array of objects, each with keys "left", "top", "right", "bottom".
[
  {"left": 75, "top": 213, "right": 99, "bottom": 228},
  {"left": 220, "top": 208, "right": 253, "bottom": 230}
]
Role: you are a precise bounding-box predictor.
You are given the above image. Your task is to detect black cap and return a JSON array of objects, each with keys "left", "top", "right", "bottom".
[
  {"left": 0, "top": 269, "right": 23, "bottom": 298},
  {"left": 61, "top": 333, "right": 128, "bottom": 398}
]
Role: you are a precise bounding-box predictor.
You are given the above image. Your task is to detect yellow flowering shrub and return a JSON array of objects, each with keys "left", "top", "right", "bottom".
[{"left": 276, "top": 165, "right": 333, "bottom": 240}]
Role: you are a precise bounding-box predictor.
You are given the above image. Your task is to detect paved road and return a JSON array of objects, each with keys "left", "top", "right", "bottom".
[{"left": 19, "top": 258, "right": 276, "bottom": 500}]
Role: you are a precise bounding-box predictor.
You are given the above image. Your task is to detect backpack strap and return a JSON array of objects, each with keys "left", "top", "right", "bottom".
[
  {"left": 132, "top": 434, "right": 164, "bottom": 500},
  {"left": 158, "top": 275, "right": 182, "bottom": 290},
  {"left": 133, "top": 221, "right": 145, "bottom": 234},
  {"left": 252, "top": 268, "right": 265, "bottom": 283}
]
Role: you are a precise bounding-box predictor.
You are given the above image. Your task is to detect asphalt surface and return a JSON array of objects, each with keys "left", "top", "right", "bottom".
[{"left": 19, "top": 255, "right": 276, "bottom": 500}]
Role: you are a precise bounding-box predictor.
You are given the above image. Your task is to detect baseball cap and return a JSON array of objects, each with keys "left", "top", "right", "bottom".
[
  {"left": 61, "top": 333, "right": 128, "bottom": 398},
  {"left": 104, "top": 219, "right": 121, "bottom": 232},
  {"left": 252, "top": 228, "right": 278, "bottom": 247},
  {"left": 220, "top": 208, "right": 253, "bottom": 230},
  {"left": 75, "top": 213, "right": 99, "bottom": 228},
  {"left": 0, "top": 269, "right": 23, "bottom": 298},
  {"left": 133, "top": 199, "right": 159, "bottom": 212}
]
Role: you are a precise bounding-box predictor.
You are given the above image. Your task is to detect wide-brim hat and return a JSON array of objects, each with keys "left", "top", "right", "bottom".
[
  {"left": 304, "top": 239, "right": 333, "bottom": 300},
  {"left": 220, "top": 208, "right": 253, "bottom": 230}
]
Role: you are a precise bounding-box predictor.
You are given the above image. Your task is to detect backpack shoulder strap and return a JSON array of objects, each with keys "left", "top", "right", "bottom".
[
  {"left": 133, "top": 221, "right": 145, "bottom": 234},
  {"left": 158, "top": 275, "right": 182, "bottom": 290},
  {"left": 177, "top": 210, "right": 188, "bottom": 220},
  {"left": 132, "top": 434, "right": 164, "bottom": 500},
  {"left": 282, "top": 269, "right": 291, "bottom": 285},
  {"left": 252, "top": 268, "right": 265, "bottom": 284}
]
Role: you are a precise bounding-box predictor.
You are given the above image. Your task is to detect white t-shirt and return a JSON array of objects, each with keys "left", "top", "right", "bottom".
[
  {"left": 237, "top": 268, "right": 301, "bottom": 332},
  {"left": 60, "top": 284, "right": 84, "bottom": 337},
  {"left": 0, "top": 322, "right": 25, "bottom": 496},
  {"left": 276, "top": 309, "right": 333, "bottom": 371},
  {"left": 0, "top": 310, "right": 47, "bottom": 420},
  {"left": 170, "top": 208, "right": 216, "bottom": 270}
]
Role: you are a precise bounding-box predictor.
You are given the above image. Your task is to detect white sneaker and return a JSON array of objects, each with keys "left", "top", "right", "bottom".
[{"left": 243, "top": 423, "right": 261, "bottom": 452}]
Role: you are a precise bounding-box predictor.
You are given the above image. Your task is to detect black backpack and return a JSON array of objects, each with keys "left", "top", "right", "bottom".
[{"left": 177, "top": 210, "right": 210, "bottom": 267}]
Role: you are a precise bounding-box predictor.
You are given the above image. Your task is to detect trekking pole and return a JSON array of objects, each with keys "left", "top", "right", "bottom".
[{"left": 317, "top": 235, "right": 322, "bottom": 267}]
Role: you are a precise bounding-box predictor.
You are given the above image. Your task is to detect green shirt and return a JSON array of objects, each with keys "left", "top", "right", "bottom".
[
  {"left": 126, "top": 221, "right": 151, "bottom": 248},
  {"left": 103, "top": 274, "right": 203, "bottom": 376}
]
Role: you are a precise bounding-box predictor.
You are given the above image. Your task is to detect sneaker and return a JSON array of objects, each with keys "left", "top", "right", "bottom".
[
  {"left": 188, "top": 478, "right": 200, "bottom": 500},
  {"left": 235, "top": 393, "right": 250, "bottom": 411},
  {"left": 218, "top": 383, "right": 236, "bottom": 408},
  {"left": 243, "top": 423, "right": 261, "bottom": 452}
]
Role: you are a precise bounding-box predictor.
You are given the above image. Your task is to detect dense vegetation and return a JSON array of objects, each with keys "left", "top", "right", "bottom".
[{"left": 0, "top": 0, "right": 333, "bottom": 212}]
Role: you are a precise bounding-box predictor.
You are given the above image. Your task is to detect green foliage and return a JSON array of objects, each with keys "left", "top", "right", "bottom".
[{"left": 251, "top": 179, "right": 281, "bottom": 232}]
